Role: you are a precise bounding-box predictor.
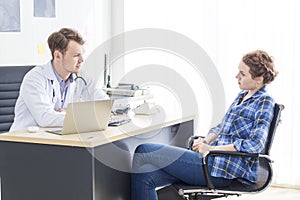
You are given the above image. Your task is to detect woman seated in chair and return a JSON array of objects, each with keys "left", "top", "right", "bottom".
[{"left": 131, "top": 50, "right": 278, "bottom": 200}]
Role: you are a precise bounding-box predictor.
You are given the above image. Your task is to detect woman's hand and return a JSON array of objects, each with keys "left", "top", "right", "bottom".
[{"left": 192, "top": 139, "right": 213, "bottom": 154}]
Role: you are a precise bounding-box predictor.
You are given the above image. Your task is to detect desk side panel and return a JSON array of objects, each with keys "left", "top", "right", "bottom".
[{"left": 0, "top": 142, "right": 94, "bottom": 200}]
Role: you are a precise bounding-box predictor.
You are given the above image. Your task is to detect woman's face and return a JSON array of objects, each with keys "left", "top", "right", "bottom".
[{"left": 235, "top": 61, "right": 258, "bottom": 91}]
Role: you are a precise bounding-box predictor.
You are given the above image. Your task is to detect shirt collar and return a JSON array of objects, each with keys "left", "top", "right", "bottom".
[
  {"left": 238, "top": 86, "right": 267, "bottom": 103},
  {"left": 51, "top": 65, "right": 75, "bottom": 83},
  {"left": 251, "top": 86, "right": 267, "bottom": 99}
]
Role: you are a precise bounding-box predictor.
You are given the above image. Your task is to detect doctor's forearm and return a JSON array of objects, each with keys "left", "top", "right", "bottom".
[{"left": 36, "top": 111, "right": 65, "bottom": 127}]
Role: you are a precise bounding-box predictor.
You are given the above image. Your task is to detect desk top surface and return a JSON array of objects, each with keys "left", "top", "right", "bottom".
[{"left": 0, "top": 110, "right": 194, "bottom": 148}]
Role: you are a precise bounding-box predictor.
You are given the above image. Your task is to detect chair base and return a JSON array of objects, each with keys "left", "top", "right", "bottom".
[
  {"left": 157, "top": 185, "right": 185, "bottom": 200},
  {"left": 157, "top": 185, "right": 230, "bottom": 200}
]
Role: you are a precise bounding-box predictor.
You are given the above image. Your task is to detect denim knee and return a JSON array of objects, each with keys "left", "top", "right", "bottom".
[{"left": 134, "top": 143, "right": 164, "bottom": 154}]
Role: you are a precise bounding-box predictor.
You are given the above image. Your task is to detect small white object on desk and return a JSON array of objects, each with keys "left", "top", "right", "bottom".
[
  {"left": 27, "top": 126, "right": 39, "bottom": 133},
  {"left": 133, "top": 102, "right": 160, "bottom": 115}
]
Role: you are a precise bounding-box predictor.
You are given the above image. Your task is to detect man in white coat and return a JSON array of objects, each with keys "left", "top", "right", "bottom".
[{"left": 10, "top": 28, "right": 108, "bottom": 131}]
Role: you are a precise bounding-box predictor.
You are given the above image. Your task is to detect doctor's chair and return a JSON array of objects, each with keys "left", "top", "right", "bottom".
[
  {"left": 157, "top": 103, "right": 284, "bottom": 200},
  {"left": 0, "top": 65, "right": 35, "bottom": 133}
]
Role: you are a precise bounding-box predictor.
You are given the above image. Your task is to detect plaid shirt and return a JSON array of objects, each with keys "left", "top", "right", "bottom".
[{"left": 209, "top": 87, "right": 274, "bottom": 184}]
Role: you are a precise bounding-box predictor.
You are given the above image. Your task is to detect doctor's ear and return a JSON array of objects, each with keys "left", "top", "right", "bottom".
[{"left": 53, "top": 50, "right": 63, "bottom": 61}]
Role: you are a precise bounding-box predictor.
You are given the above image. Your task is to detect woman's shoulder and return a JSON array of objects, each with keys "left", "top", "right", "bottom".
[
  {"left": 256, "top": 92, "right": 275, "bottom": 110},
  {"left": 254, "top": 87, "right": 274, "bottom": 102}
]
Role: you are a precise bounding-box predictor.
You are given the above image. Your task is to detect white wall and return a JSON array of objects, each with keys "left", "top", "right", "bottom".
[
  {"left": 122, "top": 0, "right": 300, "bottom": 187},
  {"left": 123, "top": 0, "right": 219, "bottom": 134},
  {"left": 0, "top": 0, "right": 111, "bottom": 66}
]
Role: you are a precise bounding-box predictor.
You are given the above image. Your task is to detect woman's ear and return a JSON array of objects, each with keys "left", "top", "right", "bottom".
[{"left": 255, "top": 76, "right": 264, "bottom": 85}]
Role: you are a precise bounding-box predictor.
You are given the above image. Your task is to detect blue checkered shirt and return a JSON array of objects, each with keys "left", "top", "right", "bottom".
[{"left": 209, "top": 87, "right": 274, "bottom": 184}]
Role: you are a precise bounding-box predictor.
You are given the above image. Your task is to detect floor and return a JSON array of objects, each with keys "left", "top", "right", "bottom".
[{"left": 219, "top": 186, "right": 300, "bottom": 200}]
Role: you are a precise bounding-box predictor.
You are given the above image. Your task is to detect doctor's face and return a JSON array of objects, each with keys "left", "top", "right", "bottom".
[{"left": 61, "top": 40, "right": 84, "bottom": 74}]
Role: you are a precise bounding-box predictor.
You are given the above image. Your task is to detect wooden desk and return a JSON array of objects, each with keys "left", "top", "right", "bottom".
[{"left": 0, "top": 112, "right": 194, "bottom": 200}]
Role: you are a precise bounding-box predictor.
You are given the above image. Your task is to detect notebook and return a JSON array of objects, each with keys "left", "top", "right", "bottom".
[{"left": 46, "top": 100, "right": 112, "bottom": 135}]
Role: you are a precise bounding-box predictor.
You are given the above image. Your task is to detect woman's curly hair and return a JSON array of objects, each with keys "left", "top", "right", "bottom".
[{"left": 242, "top": 50, "right": 278, "bottom": 84}]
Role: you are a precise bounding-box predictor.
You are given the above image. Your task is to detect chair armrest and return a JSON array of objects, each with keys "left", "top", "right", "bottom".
[
  {"left": 205, "top": 150, "right": 259, "bottom": 160},
  {"left": 186, "top": 135, "right": 203, "bottom": 149},
  {"left": 204, "top": 150, "right": 273, "bottom": 164}
]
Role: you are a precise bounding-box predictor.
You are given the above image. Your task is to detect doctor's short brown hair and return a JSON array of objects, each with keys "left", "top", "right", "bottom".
[{"left": 48, "top": 28, "right": 85, "bottom": 58}]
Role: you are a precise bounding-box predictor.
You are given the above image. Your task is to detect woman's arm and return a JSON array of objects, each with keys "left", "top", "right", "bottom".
[{"left": 193, "top": 139, "right": 236, "bottom": 154}]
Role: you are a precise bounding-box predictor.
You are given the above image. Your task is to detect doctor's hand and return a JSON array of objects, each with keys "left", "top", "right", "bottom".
[{"left": 56, "top": 108, "right": 66, "bottom": 113}]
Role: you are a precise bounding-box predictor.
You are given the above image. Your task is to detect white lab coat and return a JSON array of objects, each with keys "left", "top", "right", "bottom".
[{"left": 9, "top": 61, "right": 109, "bottom": 131}]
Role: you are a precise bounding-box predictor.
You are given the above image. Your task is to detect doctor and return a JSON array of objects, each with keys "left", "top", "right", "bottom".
[{"left": 10, "top": 28, "right": 108, "bottom": 131}]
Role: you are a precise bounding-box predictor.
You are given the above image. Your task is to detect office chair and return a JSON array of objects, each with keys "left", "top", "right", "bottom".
[
  {"left": 0, "top": 65, "right": 35, "bottom": 133},
  {"left": 157, "top": 103, "right": 284, "bottom": 200}
]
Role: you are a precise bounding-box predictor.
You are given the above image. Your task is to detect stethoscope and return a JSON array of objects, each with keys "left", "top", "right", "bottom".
[
  {"left": 74, "top": 74, "right": 87, "bottom": 86},
  {"left": 50, "top": 79, "right": 56, "bottom": 103},
  {"left": 50, "top": 74, "right": 88, "bottom": 103},
  {"left": 74, "top": 74, "right": 90, "bottom": 101}
]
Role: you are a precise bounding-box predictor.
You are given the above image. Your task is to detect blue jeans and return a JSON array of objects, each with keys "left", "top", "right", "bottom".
[{"left": 131, "top": 143, "right": 232, "bottom": 200}]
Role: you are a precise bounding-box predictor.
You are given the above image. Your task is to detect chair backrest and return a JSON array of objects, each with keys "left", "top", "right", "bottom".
[
  {"left": 239, "top": 103, "right": 284, "bottom": 193},
  {"left": 0, "top": 66, "right": 35, "bottom": 133},
  {"left": 262, "top": 103, "right": 284, "bottom": 155}
]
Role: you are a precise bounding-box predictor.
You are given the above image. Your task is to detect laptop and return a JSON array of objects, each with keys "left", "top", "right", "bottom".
[{"left": 46, "top": 100, "right": 112, "bottom": 135}]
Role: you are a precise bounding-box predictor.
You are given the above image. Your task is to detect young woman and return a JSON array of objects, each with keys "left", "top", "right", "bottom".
[{"left": 131, "top": 50, "right": 278, "bottom": 200}]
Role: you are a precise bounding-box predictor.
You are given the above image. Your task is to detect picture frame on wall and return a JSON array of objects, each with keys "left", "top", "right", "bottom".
[
  {"left": 34, "top": 0, "right": 56, "bottom": 18},
  {"left": 0, "top": 0, "right": 20, "bottom": 32}
]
